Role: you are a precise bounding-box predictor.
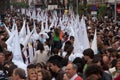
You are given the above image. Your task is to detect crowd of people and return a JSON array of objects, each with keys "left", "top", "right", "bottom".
[{"left": 0, "top": 8, "right": 120, "bottom": 80}]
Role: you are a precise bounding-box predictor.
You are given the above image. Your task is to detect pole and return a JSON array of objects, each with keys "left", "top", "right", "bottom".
[
  {"left": 115, "top": 0, "right": 117, "bottom": 23},
  {"left": 76, "top": 0, "right": 78, "bottom": 14},
  {"left": 83, "top": 0, "right": 87, "bottom": 15}
]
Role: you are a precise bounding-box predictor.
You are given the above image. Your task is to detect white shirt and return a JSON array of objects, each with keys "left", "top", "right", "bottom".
[
  {"left": 69, "top": 53, "right": 75, "bottom": 62},
  {"left": 62, "top": 51, "right": 67, "bottom": 58},
  {"left": 70, "top": 74, "right": 78, "bottom": 80}
]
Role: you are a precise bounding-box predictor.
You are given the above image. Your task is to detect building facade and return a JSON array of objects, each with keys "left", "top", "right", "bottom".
[
  {"left": 0, "top": 0, "right": 10, "bottom": 11},
  {"left": 87, "top": 0, "right": 120, "bottom": 4}
]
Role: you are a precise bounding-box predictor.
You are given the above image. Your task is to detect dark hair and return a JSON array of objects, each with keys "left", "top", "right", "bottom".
[
  {"left": 14, "top": 68, "right": 26, "bottom": 79},
  {"left": 64, "top": 41, "right": 72, "bottom": 51},
  {"left": 50, "top": 59, "right": 62, "bottom": 68},
  {"left": 73, "top": 57, "right": 83, "bottom": 64},
  {"left": 115, "top": 58, "right": 120, "bottom": 67},
  {"left": 70, "top": 36, "right": 74, "bottom": 40},
  {"left": 92, "top": 56, "right": 102, "bottom": 64},
  {"left": 27, "top": 64, "right": 36, "bottom": 69},
  {"left": 36, "top": 40, "right": 44, "bottom": 53},
  {"left": 36, "top": 62, "right": 47, "bottom": 69},
  {"left": 48, "top": 55, "right": 63, "bottom": 68},
  {"left": 73, "top": 57, "right": 84, "bottom": 73},
  {"left": 50, "top": 28, "right": 53, "bottom": 31},
  {"left": 83, "top": 48, "right": 94, "bottom": 59},
  {"left": 61, "top": 58, "right": 68, "bottom": 66},
  {"left": 53, "top": 48, "right": 59, "bottom": 54},
  {"left": 85, "top": 64, "right": 103, "bottom": 78},
  {"left": 106, "top": 48, "right": 117, "bottom": 54},
  {"left": 4, "top": 51, "right": 13, "bottom": 62},
  {"left": 8, "top": 62, "right": 17, "bottom": 77}
]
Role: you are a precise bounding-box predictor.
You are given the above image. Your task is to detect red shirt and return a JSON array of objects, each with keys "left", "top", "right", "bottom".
[
  {"left": 114, "top": 74, "right": 120, "bottom": 80},
  {"left": 75, "top": 76, "right": 83, "bottom": 80}
]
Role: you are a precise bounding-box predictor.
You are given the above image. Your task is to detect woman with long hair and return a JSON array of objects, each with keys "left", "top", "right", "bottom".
[{"left": 32, "top": 40, "right": 49, "bottom": 64}]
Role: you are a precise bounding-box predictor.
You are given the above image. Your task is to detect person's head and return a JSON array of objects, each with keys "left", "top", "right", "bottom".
[
  {"left": 48, "top": 55, "right": 63, "bottom": 73},
  {"left": 12, "top": 68, "right": 26, "bottom": 80},
  {"left": 4, "top": 50, "right": 13, "bottom": 62},
  {"left": 83, "top": 48, "right": 94, "bottom": 61},
  {"left": 64, "top": 41, "right": 72, "bottom": 51},
  {"left": 105, "top": 48, "right": 117, "bottom": 57},
  {"left": 102, "top": 54, "right": 110, "bottom": 65},
  {"left": 7, "top": 62, "right": 17, "bottom": 77},
  {"left": 36, "top": 63, "right": 42, "bottom": 72},
  {"left": 92, "top": 56, "right": 102, "bottom": 66},
  {"left": 27, "top": 64, "right": 36, "bottom": 69},
  {"left": 36, "top": 40, "right": 44, "bottom": 52},
  {"left": 27, "top": 64, "right": 36, "bottom": 71},
  {"left": 115, "top": 59, "right": 120, "bottom": 70},
  {"left": 85, "top": 64, "right": 103, "bottom": 80},
  {"left": 61, "top": 58, "right": 69, "bottom": 67},
  {"left": 50, "top": 28, "right": 54, "bottom": 32},
  {"left": 28, "top": 68, "right": 37, "bottom": 80},
  {"left": 36, "top": 27, "right": 41, "bottom": 33},
  {"left": 69, "top": 36, "right": 74, "bottom": 45},
  {"left": 112, "top": 41, "right": 120, "bottom": 50},
  {"left": 37, "top": 70, "right": 43, "bottom": 80},
  {"left": 37, "top": 69, "right": 51, "bottom": 80},
  {"left": 65, "top": 63, "right": 78, "bottom": 79},
  {"left": 73, "top": 57, "right": 84, "bottom": 74},
  {"left": 36, "top": 62, "right": 47, "bottom": 71},
  {"left": 49, "top": 60, "right": 61, "bottom": 73},
  {"left": 113, "top": 35, "right": 120, "bottom": 42}
]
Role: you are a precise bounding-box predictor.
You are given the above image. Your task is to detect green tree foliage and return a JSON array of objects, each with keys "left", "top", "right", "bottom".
[
  {"left": 78, "top": 3, "right": 107, "bottom": 19},
  {"left": 86, "top": 4, "right": 91, "bottom": 14},
  {"left": 78, "top": 4, "right": 84, "bottom": 15},
  {"left": 78, "top": 4, "right": 91, "bottom": 15},
  {"left": 98, "top": 4, "right": 107, "bottom": 19},
  {"left": 11, "top": 2, "right": 29, "bottom": 8}
]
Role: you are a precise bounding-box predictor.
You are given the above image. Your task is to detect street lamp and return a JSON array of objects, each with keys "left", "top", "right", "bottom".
[{"left": 114, "top": 0, "right": 117, "bottom": 23}]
